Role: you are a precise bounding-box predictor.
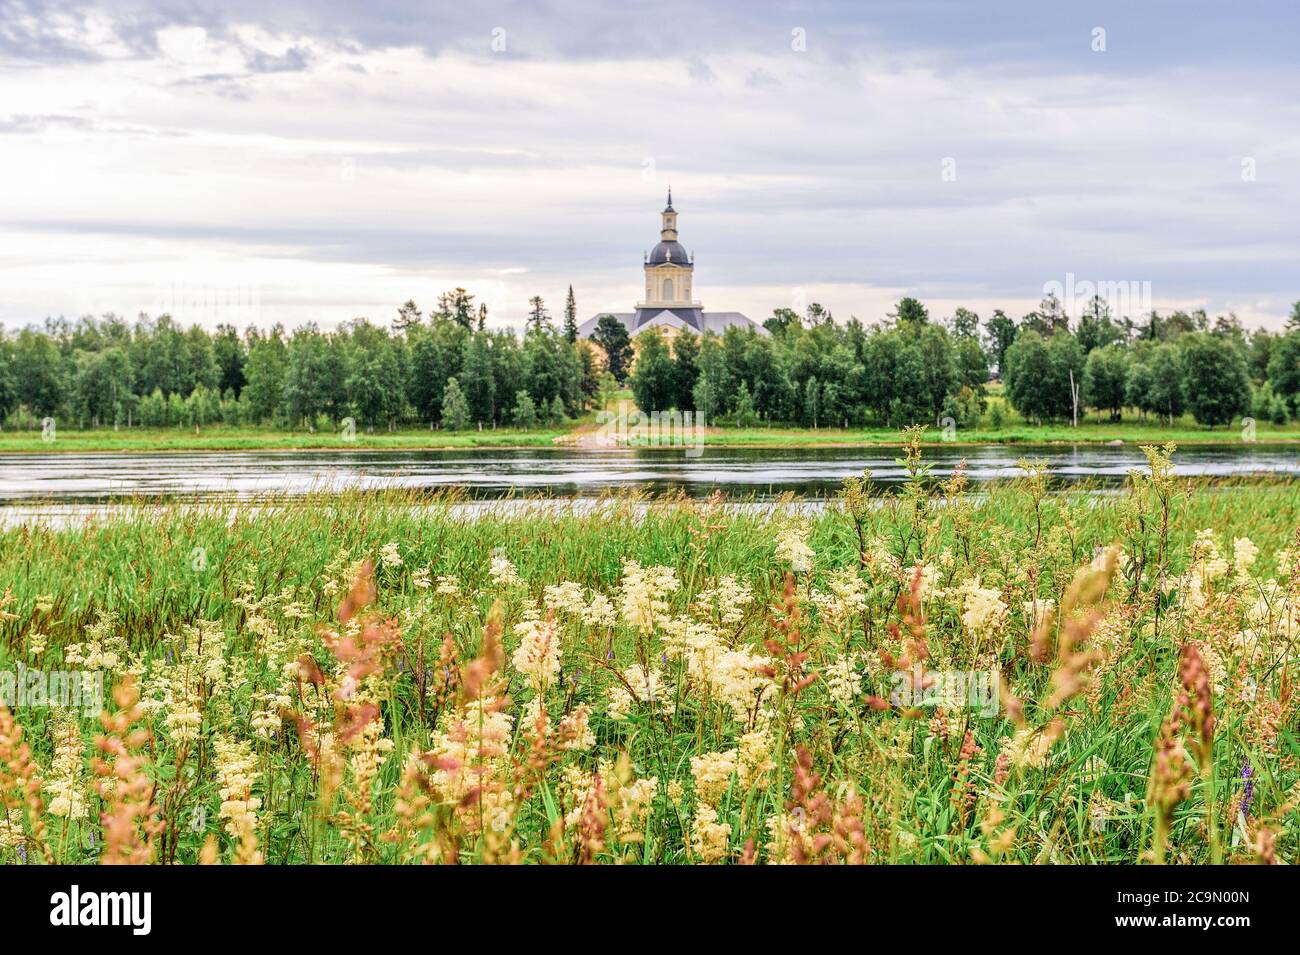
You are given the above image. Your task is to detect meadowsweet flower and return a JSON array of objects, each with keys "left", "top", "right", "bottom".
[
  {"left": 618, "top": 560, "right": 679, "bottom": 633},
  {"left": 556, "top": 704, "right": 595, "bottom": 751},
  {"left": 543, "top": 581, "right": 587, "bottom": 616},
  {"left": 690, "top": 750, "right": 738, "bottom": 806},
  {"left": 581, "top": 592, "right": 616, "bottom": 628},
  {"left": 1233, "top": 537, "right": 1259, "bottom": 578},
  {"left": 379, "top": 541, "right": 403, "bottom": 569},
  {"left": 435, "top": 575, "right": 460, "bottom": 596},
  {"left": 812, "top": 568, "right": 867, "bottom": 627},
  {"left": 44, "top": 715, "right": 88, "bottom": 820},
  {"left": 0, "top": 808, "right": 25, "bottom": 849},
  {"left": 213, "top": 736, "right": 262, "bottom": 861},
  {"left": 775, "top": 524, "right": 814, "bottom": 573},
  {"left": 489, "top": 555, "right": 522, "bottom": 587},
  {"left": 694, "top": 576, "right": 753, "bottom": 625},
  {"left": 824, "top": 654, "right": 862, "bottom": 707},
  {"left": 737, "top": 729, "right": 774, "bottom": 790},
  {"left": 511, "top": 617, "right": 562, "bottom": 692},
  {"left": 961, "top": 580, "right": 1008, "bottom": 642},
  {"left": 412, "top": 566, "right": 432, "bottom": 589},
  {"left": 606, "top": 664, "right": 672, "bottom": 721},
  {"left": 691, "top": 803, "right": 731, "bottom": 862}
]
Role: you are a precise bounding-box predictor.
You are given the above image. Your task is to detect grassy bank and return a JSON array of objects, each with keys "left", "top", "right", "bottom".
[
  {"left": 1, "top": 461, "right": 1297, "bottom": 863},
  {"left": 0, "top": 425, "right": 570, "bottom": 453},
  {"left": 2, "top": 418, "right": 1297, "bottom": 452}
]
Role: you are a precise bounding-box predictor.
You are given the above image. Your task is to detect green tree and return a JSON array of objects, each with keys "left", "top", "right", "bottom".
[
  {"left": 629, "top": 328, "right": 676, "bottom": 413},
  {"left": 242, "top": 327, "right": 288, "bottom": 424},
  {"left": 526, "top": 296, "right": 550, "bottom": 333},
  {"left": 14, "top": 329, "right": 65, "bottom": 417},
  {"left": 563, "top": 285, "right": 578, "bottom": 343},
  {"left": 671, "top": 332, "right": 700, "bottom": 411},
  {"left": 1076, "top": 296, "right": 1123, "bottom": 354},
  {"left": 985, "top": 310, "right": 1017, "bottom": 378},
  {"left": 407, "top": 318, "right": 468, "bottom": 422},
  {"left": 1004, "top": 330, "right": 1083, "bottom": 423},
  {"left": 460, "top": 333, "right": 496, "bottom": 424},
  {"left": 511, "top": 390, "right": 537, "bottom": 428},
  {"left": 1266, "top": 330, "right": 1300, "bottom": 418},
  {"left": 1124, "top": 361, "right": 1154, "bottom": 419},
  {"left": 435, "top": 290, "right": 476, "bottom": 330},
  {"left": 1081, "top": 343, "right": 1129, "bottom": 421},
  {"left": 1147, "top": 344, "right": 1185, "bottom": 424},
  {"left": 890, "top": 297, "right": 929, "bottom": 326},
  {"left": 591, "top": 315, "right": 632, "bottom": 383},
  {"left": 440, "top": 377, "right": 471, "bottom": 431},
  {"left": 1182, "top": 333, "right": 1250, "bottom": 427},
  {"left": 213, "top": 324, "right": 247, "bottom": 397},
  {"left": 394, "top": 299, "right": 424, "bottom": 333}
]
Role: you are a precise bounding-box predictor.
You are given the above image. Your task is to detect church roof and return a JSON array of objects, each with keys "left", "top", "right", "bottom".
[
  {"left": 648, "top": 240, "right": 690, "bottom": 266},
  {"left": 578, "top": 309, "right": 766, "bottom": 339}
]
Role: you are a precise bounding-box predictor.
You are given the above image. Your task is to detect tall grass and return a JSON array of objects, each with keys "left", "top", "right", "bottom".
[{"left": 0, "top": 459, "right": 1296, "bottom": 864}]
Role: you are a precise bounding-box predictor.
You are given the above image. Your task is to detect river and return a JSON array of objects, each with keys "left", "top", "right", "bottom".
[{"left": 0, "top": 443, "right": 1295, "bottom": 504}]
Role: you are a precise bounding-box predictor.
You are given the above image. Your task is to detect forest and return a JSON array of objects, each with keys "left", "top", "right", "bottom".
[{"left": 2, "top": 288, "right": 1298, "bottom": 433}]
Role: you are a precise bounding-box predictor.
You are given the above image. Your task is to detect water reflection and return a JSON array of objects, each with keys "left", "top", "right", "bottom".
[{"left": 0, "top": 443, "right": 1295, "bottom": 504}]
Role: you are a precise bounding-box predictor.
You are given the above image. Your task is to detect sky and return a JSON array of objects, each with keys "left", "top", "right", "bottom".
[{"left": 1, "top": 0, "right": 1297, "bottom": 333}]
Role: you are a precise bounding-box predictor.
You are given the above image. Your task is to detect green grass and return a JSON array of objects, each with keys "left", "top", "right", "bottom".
[
  {"left": 1, "top": 463, "right": 1297, "bottom": 864},
  {"left": 0, "top": 425, "right": 571, "bottom": 453}
]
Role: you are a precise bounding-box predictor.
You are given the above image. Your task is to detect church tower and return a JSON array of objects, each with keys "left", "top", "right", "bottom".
[{"left": 641, "top": 189, "right": 696, "bottom": 309}]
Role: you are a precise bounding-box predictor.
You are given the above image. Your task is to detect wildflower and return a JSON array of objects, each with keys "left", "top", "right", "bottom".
[
  {"left": 581, "top": 592, "right": 616, "bottom": 628},
  {"left": 511, "top": 617, "right": 562, "bottom": 693},
  {"left": 691, "top": 803, "right": 731, "bottom": 863},
  {"left": 489, "top": 554, "right": 522, "bottom": 587},
  {"left": 775, "top": 524, "right": 814, "bottom": 573},
  {"left": 378, "top": 541, "right": 402, "bottom": 569},
  {"left": 412, "top": 566, "right": 432, "bottom": 589},
  {"left": 213, "top": 736, "right": 263, "bottom": 863},
  {"left": 44, "top": 715, "right": 88, "bottom": 820},
  {"left": 690, "top": 750, "right": 738, "bottom": 806},
  {"left": 618, "top": 560, "right": 679, "bottom": 633},
  {"left": 543, "top": 581, "right": 587, "bottom": 616},
  {"left": 961, "top": 579, "right": 1008, "bottom": 643},
  {"left": 1233, "top": 537, "right": 1259, "bottom": 579},
  {"left": 606, "top": 665, "right": 672, "bottom": 721},
  {"left": 556, "top": 705, "right": 595, "bottom": 751},
  {"left": 695, "top": 576, "right": 753, "bottom": 625},
  {"left": 824, "top": 654, "right": 862, "bottom": 707},
  {"left": 435, "top": 575, "right": 460, "bottom": 596}
]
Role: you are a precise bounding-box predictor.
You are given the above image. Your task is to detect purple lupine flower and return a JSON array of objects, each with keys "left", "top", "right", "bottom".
[
  {"left": 18, "top": 844, "right": 26, "bottom": 862},
  {"left": 606, "top": 649, "right": 615, "bottom": 661},
  {"left": 1241, "top": 761, "right": 1255, "bottom": 818}
]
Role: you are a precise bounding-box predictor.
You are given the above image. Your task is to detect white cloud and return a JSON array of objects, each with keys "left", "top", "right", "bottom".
[{"left": 0, "top": 6, "right": 1296, "bottom": 332}]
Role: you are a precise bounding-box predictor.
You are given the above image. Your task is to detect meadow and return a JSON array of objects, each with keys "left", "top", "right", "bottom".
[{"left": 0, "top": 439, "right": 1296, "bottom": 864}]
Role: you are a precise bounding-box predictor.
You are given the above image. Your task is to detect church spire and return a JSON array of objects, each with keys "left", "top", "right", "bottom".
[{"left": 660, "top": 191, "right": 678, "bottom": 240}]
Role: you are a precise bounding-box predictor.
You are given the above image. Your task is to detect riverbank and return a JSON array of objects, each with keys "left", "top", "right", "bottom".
[{"left": 1, "top": 418, "right": 1297, "bottom": 452}]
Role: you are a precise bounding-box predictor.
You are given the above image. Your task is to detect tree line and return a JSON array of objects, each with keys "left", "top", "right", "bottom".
[
  {"left": 2, "top": 287, "right": 1298, "bottom": 432},
  {"left": 0, "top": 289, "right": 604, "bottom": 432},
  {"left": 624, "top": 295, "right": 1300, "bottom": 429}
]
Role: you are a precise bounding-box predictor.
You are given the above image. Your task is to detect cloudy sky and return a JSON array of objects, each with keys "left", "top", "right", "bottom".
[{"left": 1, "top": 0, "right": 1297, "bottom": 333}]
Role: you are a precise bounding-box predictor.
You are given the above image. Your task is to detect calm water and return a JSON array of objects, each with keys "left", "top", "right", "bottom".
[{"left": 0, "top": 444, "right": 1295, "bottom": 504}]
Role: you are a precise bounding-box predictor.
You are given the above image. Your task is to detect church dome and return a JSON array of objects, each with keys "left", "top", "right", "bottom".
[{"left": 648, "top": 240, "right": 690, "bottom": 266}]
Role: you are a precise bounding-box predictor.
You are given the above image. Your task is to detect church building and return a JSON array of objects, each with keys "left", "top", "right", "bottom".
[{"left": 577, "top": 191, "right": 764, "bottom": 339}]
